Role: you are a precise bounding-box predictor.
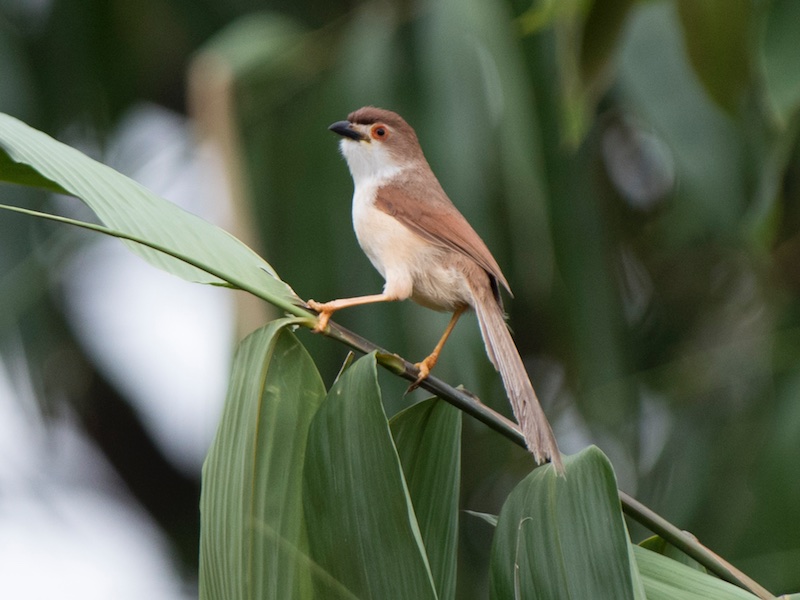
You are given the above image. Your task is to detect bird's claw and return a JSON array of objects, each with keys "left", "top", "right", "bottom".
[
  {"left": 307, "top": 300, "right": 332, "bottom": 333},
  {"left": 406, "top": 360, "right": 432, "bottom": 393}
]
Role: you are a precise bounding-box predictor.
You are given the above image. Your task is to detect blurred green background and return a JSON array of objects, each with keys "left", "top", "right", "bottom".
[{"left": 2, "top": 0, "right": 800, "bottom": 597}]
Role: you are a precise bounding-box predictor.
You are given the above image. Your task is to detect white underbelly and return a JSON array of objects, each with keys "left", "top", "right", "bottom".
[{"left": 352, "top": 192, "right": 472, "bottom": 311}]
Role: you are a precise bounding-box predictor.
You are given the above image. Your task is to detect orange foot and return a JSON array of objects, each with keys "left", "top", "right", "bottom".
[
  {"left": 307, "top": 300, "right": 333, "bottom": 333},
  {"left": 407, "top": 353, "right": 439, "bottom": 392}
]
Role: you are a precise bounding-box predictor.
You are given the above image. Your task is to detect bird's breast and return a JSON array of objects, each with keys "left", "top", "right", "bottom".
[
  {"left": 351, "top": 182, "right": 474, "bottom": 311},
  {"left": 352, "top": 182, "right": 427, "bottom": 277}
]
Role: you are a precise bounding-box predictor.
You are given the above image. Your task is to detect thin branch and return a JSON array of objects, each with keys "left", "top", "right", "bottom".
[
  {"left": 315, "top": 317, "right": 775, "bottom": 600},
  {"left": 619, "top": 493, "right": 773, "bottom": 599}
]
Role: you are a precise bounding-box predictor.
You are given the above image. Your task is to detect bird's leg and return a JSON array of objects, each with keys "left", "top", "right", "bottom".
[
  {"left": 307, "top": 293, "right": 396, "bottom": 332},
  {"left": 409, "top": 305, "right": 467, "bottom": 391}
]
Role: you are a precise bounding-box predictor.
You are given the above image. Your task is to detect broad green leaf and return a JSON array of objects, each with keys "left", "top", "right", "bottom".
[
  {"left": 761, "top": 0, "right": 800, "bottom": 125},
  {"left": 676, "top": 0, "right": 751, "bottom": 114},
  {"left": 0, "top": 149, "right": 68, "bottom": 194},
  {"left": 634, "top": 546, "right": 759, "bottom": 600},
  {"left": 199, "top": 319, "right": 330, "bottom": 600},
  {"left": 0, "top": 203, "right": 298, "bottom": 311},
  {"left": 391, "top": 399, "right": 462, "bottom": 600},
  {"left": 489, "top": 446, "right": 639, "bottom": 600},
  {"left": 303, "top": 353, "right": 438, "bottom": 600},
  {"left": 0, "top": 112, "right": 300, "bottom": 313},
  {"left": 640, "top": 535, "right": 706, "bottom": 573}
]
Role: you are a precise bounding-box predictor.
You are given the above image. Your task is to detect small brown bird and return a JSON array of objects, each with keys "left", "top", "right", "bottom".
[{"left": 309, "top": 107, "right": 562, "bottom": 472}]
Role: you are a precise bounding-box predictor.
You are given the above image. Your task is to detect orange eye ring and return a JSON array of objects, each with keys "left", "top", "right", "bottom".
[{"left": 370, "top": 124, "right": 389, "bottom": 140}]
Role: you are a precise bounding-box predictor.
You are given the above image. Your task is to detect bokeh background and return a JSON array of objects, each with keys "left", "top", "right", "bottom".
[{"left": 1, "top": 0, "right": 799, "bottom": 597}]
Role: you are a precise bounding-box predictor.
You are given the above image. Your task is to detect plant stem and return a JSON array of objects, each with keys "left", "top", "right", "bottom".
[
  {"left": 317, "top": 317, "right": 775, "bottom": 600},
  {"left": 619, "top": 493, "right": 773, "bottom": 599}
]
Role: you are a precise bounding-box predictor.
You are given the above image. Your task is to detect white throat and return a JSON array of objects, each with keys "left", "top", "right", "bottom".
[{"left": 339, "top": 138, "right": 405, "bottom": 186}]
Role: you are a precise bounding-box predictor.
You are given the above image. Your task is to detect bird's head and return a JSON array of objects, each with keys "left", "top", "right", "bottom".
[{"left": 329, "top": 107, "right": 424, "bottom": 182}]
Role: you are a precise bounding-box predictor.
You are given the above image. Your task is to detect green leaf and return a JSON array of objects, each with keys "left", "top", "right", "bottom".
[
  {"left": 634, "top": 546, "right": 759, "bottom": 600},
  {"left": 464, "top": 510, "right": 498, "bottom": 528},
  {"left": 676, "top": 0, "right": 752, "bottom": 114},
  {"left": 199, "top": 319, "right": 329, "bottom": 600},
  {"left": 761, "top": 0, "right": 800, "bottom": 126},
  {"left": 0, "top": 149, "right": 68, "bottom": 194},
  {"left": 0, "top": 203, "right": 298, "bottom": 315},
  {"left": 489, "top": 446, "right": 640, "bottom": 600},
  {"left": 303, "top": 353, "right": 438, "bottom": 600},
  {"left": 0, "top": 112, "right": 300, "bottom": 313},
  {"left": 640, "top": 535, "right": 706, "bottom": 573},
  {"left": 391, "top": 399, "right": 462, "bottom": 600}
]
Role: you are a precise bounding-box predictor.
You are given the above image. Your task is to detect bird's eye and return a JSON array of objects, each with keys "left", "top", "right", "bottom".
[{"left": 371, "top": 124, "right": 388, "bottom": 140}]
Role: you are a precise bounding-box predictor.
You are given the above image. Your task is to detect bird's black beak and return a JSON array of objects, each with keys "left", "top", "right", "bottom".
[{"left": 329, "top": 120, "right": 365, "bottom": 141}]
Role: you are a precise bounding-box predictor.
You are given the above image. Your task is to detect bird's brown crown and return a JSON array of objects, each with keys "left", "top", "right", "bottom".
[{"left": 347, "top": 106, "right": 423, "bottom": 161}]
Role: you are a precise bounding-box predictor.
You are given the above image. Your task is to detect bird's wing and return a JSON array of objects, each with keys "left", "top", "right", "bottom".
[{"left": 375, "top": 178, "right": 512, "bottom": 296}]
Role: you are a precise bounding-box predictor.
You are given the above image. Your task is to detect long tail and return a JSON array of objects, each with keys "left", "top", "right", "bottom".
[{"left": 472, "top": 288, "right": 564, "bottom": 474}]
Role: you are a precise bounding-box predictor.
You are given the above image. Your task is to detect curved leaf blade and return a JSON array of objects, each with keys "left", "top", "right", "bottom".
[
  {"left": 634, "top": 546, "right": 759, "bottom": 600},
  {"left": 489, "top": 446, "right": 640, "bottom": 599},
  {"left": 199, "top": 320, "right": 327, "bottom": 600},
  {"left": 0, "top": 149, "right": 68, "bottom": 194},
  {"left": 0, "top": 112, "right": 299, "bottom": 311},
  {"left": 0, "top": 203, "right": 303, "bottom": 322},
  {"left": 639, "top": 535, "right": 706, "bottom": 573},
  {"left": 303, "top": 353, "right": 438, "bottom": 600},
  {"left": 465, "top": 510, "right": 498, "bottom": 528},
  {"left": 391, "top": 399, "right": 462, "bottom": 600}
]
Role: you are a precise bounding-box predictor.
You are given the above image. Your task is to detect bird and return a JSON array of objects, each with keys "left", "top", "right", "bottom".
[{"left": 308, "top": 106, "right": 562, "bottom": 472}]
